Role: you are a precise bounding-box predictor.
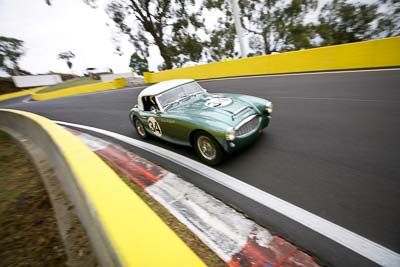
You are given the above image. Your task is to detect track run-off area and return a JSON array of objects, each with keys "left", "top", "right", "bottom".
[{"left": 1, "top": 68, "right": 399, "bottom": 266}]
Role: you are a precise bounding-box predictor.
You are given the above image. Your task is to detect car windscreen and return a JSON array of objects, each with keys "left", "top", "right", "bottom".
[{"left": 157, "top": 82, "right": 203, "bottom": 109}]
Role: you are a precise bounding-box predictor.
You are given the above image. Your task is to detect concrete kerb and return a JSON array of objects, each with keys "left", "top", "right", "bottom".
[
  {"left": 0, "top": 78, "right": 128, "bottom": 103},
  {"left": 0, "top": 87, "right": 44, "bottom": 102},
  {"left": 0, "top": 126, "right": 97, "bottom": 266},
  {"left": 0, "top": 110, "right": 119, "bottom": 266},
  {"left": 0, "top": 109, "right": 205, "bottom": 267},
  {"left": 32, "top": 78, "right": 127, "bottom": 101},
  {"left": 70, "top": 127, "right": 322, "bottom": 267}
]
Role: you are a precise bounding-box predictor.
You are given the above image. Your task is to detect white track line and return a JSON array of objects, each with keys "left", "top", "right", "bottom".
[
  {"left": 22, "top": 96, "right": 33, "bottom": 103},
  {"left": 198, "top": 68, "right": 400, "bottom": 82},
  {"left": 56, "top": 120, "right": 400, "bottom": 267},
  {"left": 77, "top": 132, "right": 274, "bottom": 262},
  {"left": 272, "top": 96, "right": 400, "bottom": 104}
]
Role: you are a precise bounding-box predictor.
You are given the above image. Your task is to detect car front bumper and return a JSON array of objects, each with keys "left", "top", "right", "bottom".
[{"left": 219, "top": 115, "right": 270, "bottom": 154}]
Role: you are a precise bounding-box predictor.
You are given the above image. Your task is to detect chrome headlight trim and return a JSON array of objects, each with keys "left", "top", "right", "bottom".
[
  {"left": 225, "top": 127, "right": 236, "bottom": 141},
  {"left": 265, "top": 102, "right": 273, "bottom": 114}
]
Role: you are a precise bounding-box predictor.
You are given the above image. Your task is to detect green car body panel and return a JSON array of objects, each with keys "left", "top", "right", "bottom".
[{"left": 129, "top": 92, "right": 272, "bottom": 154}]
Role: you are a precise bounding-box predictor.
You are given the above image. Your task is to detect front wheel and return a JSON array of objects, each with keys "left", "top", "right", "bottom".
[
  {"left": 194, "top": 132, "right": 224, "bottom": 165},
  {"left": 133, "top": 117, "right": 148, "bottom": 139}
]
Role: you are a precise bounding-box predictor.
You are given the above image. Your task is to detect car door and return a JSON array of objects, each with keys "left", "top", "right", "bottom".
[
  {"left": 139, "top": 110, "right": 163, "bottom": 139},
  {"left": 146, "top": 111, "right": 191, "bottom": 146}
]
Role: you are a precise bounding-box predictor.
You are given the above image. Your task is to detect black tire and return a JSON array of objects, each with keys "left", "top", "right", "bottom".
[
  {"left": 193, "top": 131, "right": 224, "bottom": 165},
  {"left": 133, "top": 117, "right": 149, "bottom": 139}
]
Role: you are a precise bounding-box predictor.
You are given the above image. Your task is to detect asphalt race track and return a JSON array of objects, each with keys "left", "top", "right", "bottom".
[{"left": 2, "top": 69, "right": 399, "bottom": 266}]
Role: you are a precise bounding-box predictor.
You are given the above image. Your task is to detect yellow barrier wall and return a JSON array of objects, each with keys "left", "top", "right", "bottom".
[
  {"left": 0, "top": 87, "right": 45, "bottom": 102},
  {"left": 32, "top": 78, "right": 127, "bottom": 101},
  {"left": 0, "top": 109, "right": 205, "bottom": 267},
  {"left": 144, "top": 36, "right": 400, "bottom": 83}
]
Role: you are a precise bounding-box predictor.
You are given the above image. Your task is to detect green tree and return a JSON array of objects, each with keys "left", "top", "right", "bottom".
[
  {"left": 129, "top": 52, "right": 148, "bottom": 75},
  {"left": 203, "top": 1, "right": 237, "bottom": 61},
  {"left": 0, "top": 36, "right": 25, "bottom": 75},
  {"left": 316, "top": 0, "right": 380, "bottom": 46},
  {"left": 46, "top": 0, "right": 97, "bottom": 7},
  {"left": 57, "top": 51, "right": 75, "bottom": 71},
  {"left": 376, "top": 0, "right": 400, "bottom": 37},
  {"left": 238, "top": 0, "right": 317, "bottom": 55},
  {"left": 207, "top": 22, "right": 237, "bottom": 61},
  {"left": 105, "top": 0, "right": 205, "bottom": 69}
]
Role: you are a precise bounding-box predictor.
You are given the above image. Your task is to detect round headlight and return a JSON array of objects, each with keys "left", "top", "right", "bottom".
[
  {"left": 265, "top": 102, "right": 273, "bottom": 114},
  {"left": 225, "top": 128, "right": 236, "bottom": 141}
]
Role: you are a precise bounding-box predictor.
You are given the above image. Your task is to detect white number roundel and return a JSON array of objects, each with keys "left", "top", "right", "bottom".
[{"left": 147, "top": 117, "right": 162, "bottom": 137}]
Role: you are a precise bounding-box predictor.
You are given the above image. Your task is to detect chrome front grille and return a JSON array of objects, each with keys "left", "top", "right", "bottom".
[{"left": 236, "top": 116, "right": 260, "bottom": 137}]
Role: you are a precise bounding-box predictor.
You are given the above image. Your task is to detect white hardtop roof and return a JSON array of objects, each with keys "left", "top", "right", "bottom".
[{"left": 139, "top": 79, "right": 194, "bottom": 98}]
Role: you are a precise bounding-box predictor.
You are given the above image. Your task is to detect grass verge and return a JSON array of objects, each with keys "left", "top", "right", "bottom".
[
  {"left": 103, "top": 159, "right": 227, "bottom": 267},
  {"left": 38, "top": 77, "right": 100, "bottom": 93},
  {"left": 0, "top": 131, "right": 68, "bottom": 266}
]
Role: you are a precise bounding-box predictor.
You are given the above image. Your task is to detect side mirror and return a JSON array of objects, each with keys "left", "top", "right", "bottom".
[{"left": 150, "top": 109, "right": 159, "bottom": 115}]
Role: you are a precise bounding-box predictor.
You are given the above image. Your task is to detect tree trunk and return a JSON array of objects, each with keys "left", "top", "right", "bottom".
[
  {"left": 262, "top": 32, "right": 271, "bottom": 55},
  {"left": 160, "top": 50, "right": 173, "bottom": 70},
  {"left": 153, "top": 35, "right": 173, "bottom": 69},
  {"left": 12, "top": 64, "right": 20, "bottom": 76},
  {"left": 138, "top": 10, "right": 173, "bottom": 70}
]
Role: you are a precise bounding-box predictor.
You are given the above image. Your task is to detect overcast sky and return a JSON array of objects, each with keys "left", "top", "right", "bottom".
[
  {"left": 0, "top": 0, "right": 380, "bottom": 77},
  {"left": 0, "top": 0, "right": 166, "bottom": 76}
]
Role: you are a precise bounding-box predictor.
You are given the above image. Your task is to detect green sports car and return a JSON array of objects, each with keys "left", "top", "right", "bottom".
[{"left": 129, "top": 79, "right": 273, "bottom": 165}]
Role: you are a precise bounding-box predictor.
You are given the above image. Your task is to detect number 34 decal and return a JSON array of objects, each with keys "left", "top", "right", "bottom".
[{"left": 148, "top": 117, "right": 162, "bottom": 137}]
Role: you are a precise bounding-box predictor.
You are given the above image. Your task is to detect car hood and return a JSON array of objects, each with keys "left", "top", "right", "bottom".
[{"left": 167, "top": 93, "right": 259, "bottom": 126}]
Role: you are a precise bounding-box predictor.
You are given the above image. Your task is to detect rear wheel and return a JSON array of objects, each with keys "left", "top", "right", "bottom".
[
  {"left": 133, "top": 117, "right": 148, "bottom": 139},
  {"left": 194, "top": 131, "right": 224, "bottom": 165}
]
